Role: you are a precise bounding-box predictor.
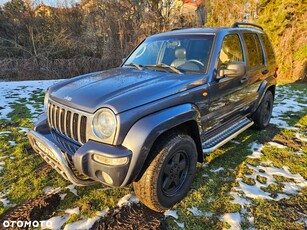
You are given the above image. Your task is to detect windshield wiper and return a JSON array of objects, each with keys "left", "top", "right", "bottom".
[
  {"left": 124, "top": 62, "right": 143, "bottom": 70},
  {"left": 145, "top": 63, "right": 183, "bottom": 74}
]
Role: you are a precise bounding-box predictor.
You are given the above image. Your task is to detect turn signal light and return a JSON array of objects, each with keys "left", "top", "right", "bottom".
[{"left": 93, "top": 154, "right": 128, "bottom": 166}]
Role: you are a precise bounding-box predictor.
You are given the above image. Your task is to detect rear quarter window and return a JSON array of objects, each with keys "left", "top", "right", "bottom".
[
  {"left": 260, "top": 33, "right": 276, "bottom": 65},
  {"left": 243, "top": 33, "right": 264, "bottom": 68}
]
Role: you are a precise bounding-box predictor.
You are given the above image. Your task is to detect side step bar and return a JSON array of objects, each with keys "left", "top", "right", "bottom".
[{"left": 202, "top": 118, "right": 254, "bottom": 153}]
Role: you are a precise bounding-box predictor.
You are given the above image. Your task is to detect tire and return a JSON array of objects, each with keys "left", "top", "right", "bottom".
[
  {"left": 252, "top": 91, "right": 274, "bottom": 130},
  {"left": 133, "top": 132, "right": 197, "bottom": 212}
]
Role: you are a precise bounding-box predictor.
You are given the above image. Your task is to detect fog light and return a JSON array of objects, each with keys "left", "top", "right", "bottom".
[
  {"left": 92, "top": 154, "right": 128, "bottom": 166},
  {"left": 101, "top": 171, "right": 113, "bottom": 185}
]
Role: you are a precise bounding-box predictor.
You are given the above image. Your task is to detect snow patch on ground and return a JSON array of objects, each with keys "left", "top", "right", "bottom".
[
  {"left": 210, "top": 167, "right": 224, "bottom": 173},
  {"left": 64, "top": 209, "right": 109, "bottom": 230},
  {"left": 164, "top": 210, "right": 178, "bottom": 219},
  {"left": 0, "top": 131, "right": 11, "bottom": 136},
  {"left": 187, "top": 207, "right": 203, "bottom": 216},
  {"left": 0, "top": 80, "right": 60, "bottom": 120},
  {"left": 0, "top": 190, "right": 15, "bottom": 208},
  {"left": 42, "top": 186, "right": 61, "bottom": 195},
  {"left": 117, "top": 193, "right": 139, "bottom": 207},
  {"left": 248, "top": 142, "right": 263, "bottom": 159},
  {"left": 0, "top": 197, "right": 10, "bottom": 207},
  {"left": 268, "top": 141, "right": 286, "bottom": 149},
  {"left": 229, "top": 191, "right": 250, "bottom": 207},
  {"left": 187, "top": 207, "right": 213, "bottom": 217},
  {"left": 60, "top": 193, "right": 67, "bottom": 200},
  {"left": 0, "top": 161, "right": 5, "bottom": 174},
  {"left": 41, "top": 215, "right": 70, "bottom": 230},
  {"left": 174, "top": 220, "right": 185, "bottom": 228},
  {"left": 294, "top": 150, "right": 305, "bottom": 155},
  {"left": 65, "top": 207, "right": 80, "bottom": 215},
  {"left": 42, "top": 208, "right": 109, "bottom": 230},
  {"left": 230, "top": 140, "right": 240, "bottom": 145},
  {"left": 271, "top": 86, "right": 307, "bottom": 129},
  {"left": 234, "top": 165, "right": 307, "bottom": 201},
  {"left": 66, "top": 184, "right": 78, "bottom": 196},
  {"left": 18, "top": 127, "right": 30, "bottom": 134},
  {"left": 8, "top": 141, "right": 16, "bottom": 146},
  {"left": 220, "top": 212, "right": 241, "bottom": 230},
  {"left": 295, "top": 133, "right": 307, "bottom": 142}
]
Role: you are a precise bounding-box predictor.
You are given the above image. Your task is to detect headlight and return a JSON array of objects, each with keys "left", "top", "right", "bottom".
[
  {"left": 44, "top": 90, "right": 50, "bottom": 112},
  {"left": 92, "top": 109, "right": 116, "bottom": 139}
]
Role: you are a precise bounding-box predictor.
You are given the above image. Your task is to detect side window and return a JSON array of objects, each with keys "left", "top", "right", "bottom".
[
  {"left": 219, "top": 34, "right": 243, "bottom": 68},
  {"left": 243, "top": 33, "right": 264, "bottom": 68},
  {"left": 260, "top": 33, "right": 276, "bottom": 65}
]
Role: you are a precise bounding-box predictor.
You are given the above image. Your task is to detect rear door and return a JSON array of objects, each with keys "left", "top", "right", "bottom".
[{"left": 239, "top": 32, "right": 267, "bottom": 113}]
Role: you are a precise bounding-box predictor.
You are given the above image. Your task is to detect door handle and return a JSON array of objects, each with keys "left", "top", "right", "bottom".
[
  {"left": 262, "top": 69, "right": 269, "bottom": 75},
  {"left": 240, "top": 77, "right": 248, "bottom": 84}
]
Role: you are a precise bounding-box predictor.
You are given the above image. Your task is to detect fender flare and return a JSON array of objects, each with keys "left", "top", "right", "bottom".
[
  {"left": 252, "top": 76, "right": 276, "bottom": 113},
  {"left": 120, "top": 103, "right": 202, "bottom": 186}
]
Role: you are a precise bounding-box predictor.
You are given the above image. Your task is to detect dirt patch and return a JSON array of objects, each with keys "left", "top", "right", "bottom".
[
  {"left": 34, "top": 163, "right": 52, "bottom": 177},
  {"left": 93, "top": 202, "right": 165, "bottom": 230},
  {"left": 0, "top": 193, "right": 61, "bottom": 229},
  {"left": 254, "top": 124, "right": 304, "bottom": 151},
  {"left": 272, "top": 136, "right": 303, "bottom": 151},
  {"left": 0, "top": 122, "right": 20, "bottom": 130},
  {"left": 279, "top": 194, "right": 307, "bottom": 216}
]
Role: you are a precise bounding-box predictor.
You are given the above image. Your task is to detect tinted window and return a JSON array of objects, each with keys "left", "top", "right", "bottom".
[
  {"left": 243, "top": 33, "right": 264, "bottom": 68},
  {"left": 219, "top": 34, "right": 243, "bottom": 68},
  {"left": 260, "top": 33, "right": 275, "bottom": 65}
]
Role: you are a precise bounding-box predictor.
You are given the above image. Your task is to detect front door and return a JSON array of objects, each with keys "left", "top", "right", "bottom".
[{"left": 205, "top": 33, "right": 247, "bottom": 131}]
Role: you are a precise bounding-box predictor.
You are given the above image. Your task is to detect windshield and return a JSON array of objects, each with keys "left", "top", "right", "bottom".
[{"left": 124, "top": 35, "right": 214, "bottom": 74}]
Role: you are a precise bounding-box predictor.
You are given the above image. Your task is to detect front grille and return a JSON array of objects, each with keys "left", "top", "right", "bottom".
[
  {"left": 52, "top": 131, "right": 80, "bottom": 155},
  {"left": 48, "top": 101, "right": 88, "bottom": 144}
]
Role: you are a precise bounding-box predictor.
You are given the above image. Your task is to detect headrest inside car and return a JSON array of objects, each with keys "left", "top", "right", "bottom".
[{"left": 175, "top": 48, "right": 186, "bottom": 59}]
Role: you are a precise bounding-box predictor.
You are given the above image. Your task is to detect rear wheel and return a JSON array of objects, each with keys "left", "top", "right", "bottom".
[
  {"left": 133, "top": 133, "right": 197, "bottom": 212},
  {"left": 252, "top": 91, "right": 274, "bottom": 130}
]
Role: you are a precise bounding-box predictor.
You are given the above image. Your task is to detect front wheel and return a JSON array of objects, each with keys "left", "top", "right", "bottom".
[
  {"left": 252, "top": 90, "right": 274, "bottom": 130},
  {"left": 133, "top": 133, "right": 197, "bottom": 212}
]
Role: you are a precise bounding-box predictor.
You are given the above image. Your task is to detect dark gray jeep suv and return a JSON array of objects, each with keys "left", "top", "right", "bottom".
[{"left": 28, "top": 22, "right": 277, "bottom": 212}]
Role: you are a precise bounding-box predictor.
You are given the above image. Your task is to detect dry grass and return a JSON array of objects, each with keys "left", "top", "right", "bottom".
[{"left": 0, "top": 57, "right": 121, "bottom": 81}]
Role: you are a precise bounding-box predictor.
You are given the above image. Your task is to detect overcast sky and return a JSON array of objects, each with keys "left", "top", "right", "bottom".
[{"left": 0, "top": 0, "right": 79, "bottom": 7}]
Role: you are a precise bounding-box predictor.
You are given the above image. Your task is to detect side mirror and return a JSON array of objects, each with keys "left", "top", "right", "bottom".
[{"left": 219, "top": 62, "right": 246, "bottom": 78}]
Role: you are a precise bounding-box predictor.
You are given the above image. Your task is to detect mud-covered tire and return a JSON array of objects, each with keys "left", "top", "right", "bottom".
[
  {"left": 133, "top": 133, "right": 197, "bottom": 212},
  {"left": 253, "top": 90, "right": 274, "bottom": 130}
]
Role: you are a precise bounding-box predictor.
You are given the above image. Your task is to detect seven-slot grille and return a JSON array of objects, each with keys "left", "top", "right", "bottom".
[{"left": 48, "top": 101, "right": 87, "bottom": 144}]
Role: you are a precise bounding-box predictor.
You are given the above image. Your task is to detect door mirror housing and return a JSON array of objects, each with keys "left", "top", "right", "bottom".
[{"left": 219, "top": 62, "right": 246, "bottom": 79}]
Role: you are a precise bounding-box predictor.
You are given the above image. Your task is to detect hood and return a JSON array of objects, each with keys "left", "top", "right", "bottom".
[{"left": 50, "top": 67, "right": 207, "bottom": 114}]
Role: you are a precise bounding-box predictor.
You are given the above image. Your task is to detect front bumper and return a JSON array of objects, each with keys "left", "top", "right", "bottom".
[{"left": 28, "top": 115, "right": 132, "bottom": 187}]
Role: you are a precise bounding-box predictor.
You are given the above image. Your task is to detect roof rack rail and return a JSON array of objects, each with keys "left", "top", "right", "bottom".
[
  {"left": 232, "top": 22, "right": 263, "bottom": 30},
  {"left": 171, "top": 28, "right": 184, "bottom": 31}
]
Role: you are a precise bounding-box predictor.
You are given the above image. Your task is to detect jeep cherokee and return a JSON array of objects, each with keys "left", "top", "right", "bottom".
[{"left": 28, "top": 22, "right": 277, "bottom": 212}]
